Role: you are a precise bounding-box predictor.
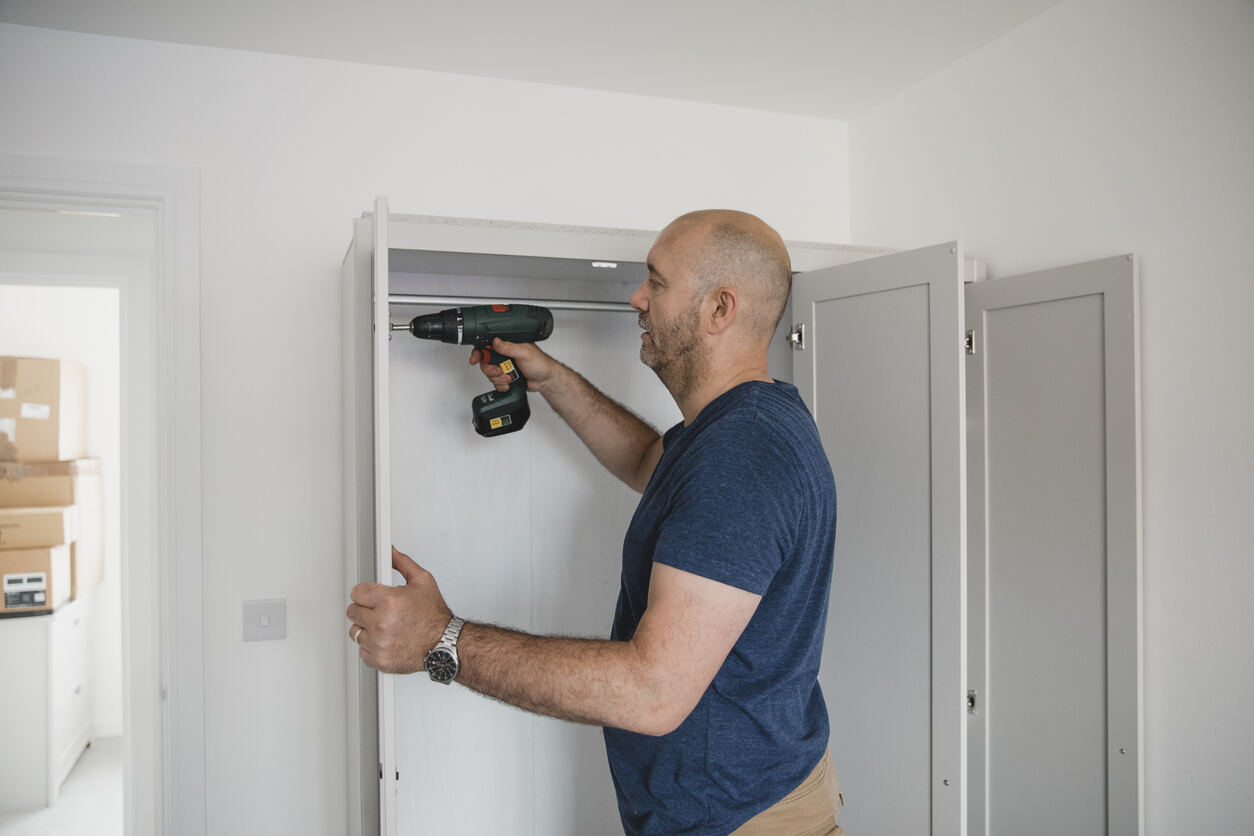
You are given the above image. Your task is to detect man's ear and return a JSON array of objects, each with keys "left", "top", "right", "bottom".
[{"left": 707, "top": 287, "right": 738, "bottom": 335}]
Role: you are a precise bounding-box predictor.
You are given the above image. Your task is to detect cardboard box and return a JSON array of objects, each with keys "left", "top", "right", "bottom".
[
  {"left": 0, "top": 506, "right": 78, "bottom": 550},
  {"left": 0, "top": 357, "right": 87, "bottom": 463},
  {"left": 0, "top": 460, "right": 103, "bottom": 598},
  {"left": 0, "top": 459, "right": 100, "bottom": 506},
  {"left": 0, "top": 545, "right": 71, "bottom": 616}
]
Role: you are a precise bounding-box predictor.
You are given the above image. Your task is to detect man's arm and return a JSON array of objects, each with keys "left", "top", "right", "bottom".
[
  {"left": 473, "top": 338, "right": 663, "bottom": 492},
  {"left": 349, "top": 549, "right": 760, "bottom": 736}
]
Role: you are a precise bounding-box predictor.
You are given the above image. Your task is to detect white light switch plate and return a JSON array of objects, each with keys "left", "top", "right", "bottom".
[{"left": 243, "top": 599, "right": 287, "bottom": 641}]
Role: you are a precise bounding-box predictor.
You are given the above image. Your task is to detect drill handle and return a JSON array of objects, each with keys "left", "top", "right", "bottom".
[
  {"left": 473, "top": 347, "right": 531, "bottom": 437},
  {"left": 483, "top": 346, "right": 526, "bottom": 387}
]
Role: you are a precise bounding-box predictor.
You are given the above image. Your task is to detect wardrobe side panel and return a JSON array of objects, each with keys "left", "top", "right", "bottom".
[{"left": 343, "top": 220, "right": 380, "bottom": 836}]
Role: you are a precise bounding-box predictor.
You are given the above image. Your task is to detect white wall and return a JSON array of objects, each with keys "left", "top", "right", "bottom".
[
  {"left": 0, "top": 23, "right": 850, "bottom": 835},
  {"left": 850, "top": 0, "right": 1254, "bottom": 832}
]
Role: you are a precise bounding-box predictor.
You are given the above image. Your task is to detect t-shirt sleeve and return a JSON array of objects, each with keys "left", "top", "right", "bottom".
[{"left": 651, "top": 419, "right": 799, "bottom": 594}]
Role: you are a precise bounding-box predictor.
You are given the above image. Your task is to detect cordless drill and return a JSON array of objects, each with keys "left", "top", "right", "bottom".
[{"left": 399, "top": 304, "right": 554, "bottom": 437}]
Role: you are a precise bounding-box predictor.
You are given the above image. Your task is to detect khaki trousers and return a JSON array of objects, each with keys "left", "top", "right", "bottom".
[{"left": 729, "top": 749, "right": 845, "bottom": 836}]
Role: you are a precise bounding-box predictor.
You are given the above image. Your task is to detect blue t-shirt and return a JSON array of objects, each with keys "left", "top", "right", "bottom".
[{"left": 604, "top": 380, "right": 838, "bottom": 835}]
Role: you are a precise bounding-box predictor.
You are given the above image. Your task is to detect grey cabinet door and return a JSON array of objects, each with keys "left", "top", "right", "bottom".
[
  {"left": 965, "top": 256, "right": 1142, "bottom": 836},
  {"left": 793, "top": 242, "right": 968, "bottom": 836}
]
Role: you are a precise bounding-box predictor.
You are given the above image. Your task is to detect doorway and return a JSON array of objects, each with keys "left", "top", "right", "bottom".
[
  {"left": 0, "top": 272, "right": 123, "bottom": 833},
  {"left": 0, "top": 153, "right": 205, "bottom": 836},
  {"left": 0, "top": 209, "right": 140, "bottom": 834}
]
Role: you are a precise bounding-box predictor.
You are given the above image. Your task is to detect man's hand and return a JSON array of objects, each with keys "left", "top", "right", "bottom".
[
  {"left": 470, "top": 337, "right": 558, "bottom": 393},
  {"left": 473, "top": 336, "right": 662, "bottom": 492},
  {"left": 347, "top": 547, "right": 453, "bottom": 674},
  {"left": 345, "top": 549, "right": 760, "bottom": 734}
]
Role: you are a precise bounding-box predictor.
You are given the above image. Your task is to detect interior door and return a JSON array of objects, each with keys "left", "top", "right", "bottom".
[
  {"left": 965, "top": 255, "right": 1142, "bottom": 835},
  {"left": 793, "top": 242, "right": 968, "bottom": 835}
]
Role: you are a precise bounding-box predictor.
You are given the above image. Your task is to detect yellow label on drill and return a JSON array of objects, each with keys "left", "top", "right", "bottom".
[
  {"left": 500, "top": 359, "right": 515, "bottom": 375},
  {"left": 490, "top": 417, "right": 503, "bottom": 430}
]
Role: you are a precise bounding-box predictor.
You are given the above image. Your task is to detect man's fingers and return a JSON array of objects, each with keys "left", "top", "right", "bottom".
[
  {"left": 346, "top": 602, "right": 373, "bottom": 626},
  {"left": 392, "top": 546, "right": 425, "bottom": 584},
  {"left": 471, "top": 346, "right": 514, "bottom": 392},
  {"left": 350, "top": 547, "right": 450, "bottom": 676},
  {"left": 349, "top": 582, "right": 385, "bottom": 607}
]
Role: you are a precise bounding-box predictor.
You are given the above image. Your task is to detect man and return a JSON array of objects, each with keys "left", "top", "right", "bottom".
[{"left": 347, "top": 210, "right": 841, "bottom": 835}]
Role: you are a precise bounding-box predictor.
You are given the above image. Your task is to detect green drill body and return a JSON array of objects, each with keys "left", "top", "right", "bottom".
[{"left": 406, "top": 304, "right": 554, "bottom": 437}]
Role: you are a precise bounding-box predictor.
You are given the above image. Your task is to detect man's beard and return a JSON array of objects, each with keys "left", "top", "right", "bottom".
[{"left": 639, "top": 299, "right": 705, "bottom": 398}]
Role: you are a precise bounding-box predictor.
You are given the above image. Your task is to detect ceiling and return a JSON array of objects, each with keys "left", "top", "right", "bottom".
[{"left": 0, "top": 0, "right": 1060, "bottom": 120}]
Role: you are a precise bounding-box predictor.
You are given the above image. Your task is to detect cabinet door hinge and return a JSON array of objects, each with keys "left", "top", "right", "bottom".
[
  {"left": 965, "top": 330, "right": 976, "bottom": 356},
  {"left": 788, "top": 323, "right": 805, "bottom": 351}
]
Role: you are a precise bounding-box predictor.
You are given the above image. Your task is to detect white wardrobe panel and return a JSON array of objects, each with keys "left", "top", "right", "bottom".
[
  {"left": 342, "top": 215, "right": 380, "bottom": 836},
  {"left": 529, "top": 310, "right": 677, "bottom": 836},
  {"left": 388, "top": 302, "right": 678, "bottom": 835},
  {"left": 389, "top": 302, "right": 533, "bottom": 835}
]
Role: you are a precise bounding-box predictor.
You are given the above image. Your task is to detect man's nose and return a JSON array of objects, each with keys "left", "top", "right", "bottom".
[{"left": 629, "top": 280, "right": 648, "bottom": 312}]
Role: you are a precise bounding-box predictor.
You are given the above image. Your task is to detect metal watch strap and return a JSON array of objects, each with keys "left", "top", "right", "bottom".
[{"left": 435, "top": 616, "right": 465, "bottom": 652}]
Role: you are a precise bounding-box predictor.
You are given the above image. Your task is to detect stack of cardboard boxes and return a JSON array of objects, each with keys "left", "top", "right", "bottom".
[{"left": 0, "top": 357, "right": 103, "bottom": 617}]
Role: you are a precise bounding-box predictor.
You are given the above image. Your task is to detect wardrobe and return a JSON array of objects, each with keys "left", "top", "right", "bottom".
[{"left": 343, "top": 198, "right": 1142, "bottom": 835}]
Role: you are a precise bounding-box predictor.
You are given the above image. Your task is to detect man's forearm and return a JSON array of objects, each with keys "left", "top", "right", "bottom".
[
  {"left": 538, "top": 363, "right": 661, "bottom": 492},
  {"left": 455, "top": 621, "right": 673, "bottom": 735}
]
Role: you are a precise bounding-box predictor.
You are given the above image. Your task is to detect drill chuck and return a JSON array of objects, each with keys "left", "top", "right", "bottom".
[{"left": 409, "top": 307, "right": 462, "bottom": 343}]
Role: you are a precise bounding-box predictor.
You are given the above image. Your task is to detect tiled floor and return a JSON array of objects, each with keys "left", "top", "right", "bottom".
[{"left": 0, "top": 736, "right": 123, "bottom": 836}]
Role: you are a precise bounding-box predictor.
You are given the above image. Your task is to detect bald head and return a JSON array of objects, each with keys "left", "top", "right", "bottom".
[{"left": 661, "top": 210, "right": 792, "bottom": 341}]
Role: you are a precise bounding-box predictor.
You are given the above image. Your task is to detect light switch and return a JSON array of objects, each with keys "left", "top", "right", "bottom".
[{"left": 243, "top": 599, "right": 286, "bottom": 641}]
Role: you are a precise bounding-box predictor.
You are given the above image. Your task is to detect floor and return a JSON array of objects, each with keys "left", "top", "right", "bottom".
[{"left": 0, "top": 737, "right": 123, "bottom": 836}]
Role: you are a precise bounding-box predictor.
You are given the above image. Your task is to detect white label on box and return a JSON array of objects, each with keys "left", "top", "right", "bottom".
[
  {"left": 0, "top": 386, "right": 15, "bottom": 399},
  {"left": 4, "top": 571, "right": 48, "bottom": 609},
  {"left": 20, "top": 402, "right": 50, "bottom": 420},
  {"left": 0, "top": 417, "right": 14, "bottom": 439}
]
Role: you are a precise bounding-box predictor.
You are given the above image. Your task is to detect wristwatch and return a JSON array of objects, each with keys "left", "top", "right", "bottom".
[{"left": 424, "top": 616, "right": 465, "bottom": 684}]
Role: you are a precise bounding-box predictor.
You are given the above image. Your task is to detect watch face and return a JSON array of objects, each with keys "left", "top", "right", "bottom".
[{"left": 425, "top": 648, "right": 458, "bottom": 683}]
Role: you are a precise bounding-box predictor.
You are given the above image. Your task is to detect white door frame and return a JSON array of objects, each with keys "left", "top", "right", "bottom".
[{"left": 0, "top": 154, "right": 205, "bottom": 836}]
